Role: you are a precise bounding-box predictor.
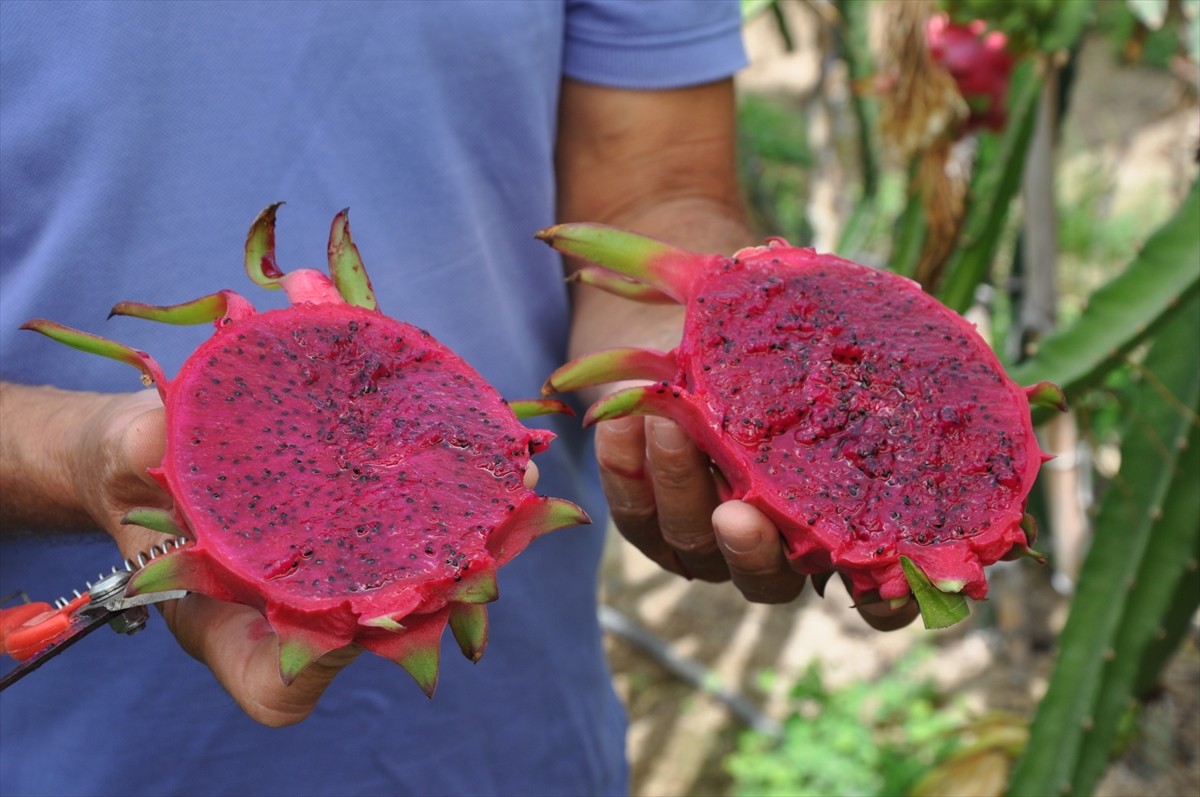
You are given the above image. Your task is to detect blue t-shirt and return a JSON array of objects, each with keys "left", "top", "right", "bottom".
[{"left": 0, "top": 2, "right": 746, "bottom": 795}]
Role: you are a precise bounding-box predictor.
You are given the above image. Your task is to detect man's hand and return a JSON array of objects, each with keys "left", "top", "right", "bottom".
[
  {"left": 594, "top": 413, "right": 920, "bottom": 630},
  {"left": 93, "top": 392, "right": 364, "bottom": 726},
  {"left": 554, "top": 78, "right": 917, "bottom": 630},
  {"left": 596, "top": 415, "right": 804, "bottom": 603},
  {"left": 1, "top": 383, "right": 360, "bottom": 726}
]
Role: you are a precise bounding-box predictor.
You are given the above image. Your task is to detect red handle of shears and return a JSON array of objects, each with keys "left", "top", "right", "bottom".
[{"left": 0, "top": 594, "right": 90, "bottom": 661}]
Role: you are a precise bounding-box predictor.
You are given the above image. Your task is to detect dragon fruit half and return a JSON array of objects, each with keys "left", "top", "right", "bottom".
[
  {"left": 20, "top": 205, "right": 589, "bottom": 694},
  {"left": 539, "top": 225, "right": 1060, "bottom": 627}
]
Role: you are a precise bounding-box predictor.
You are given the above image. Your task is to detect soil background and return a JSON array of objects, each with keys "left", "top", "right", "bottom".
[{"left": 598, "top": 5, "right": 1200, "bottom": 796}]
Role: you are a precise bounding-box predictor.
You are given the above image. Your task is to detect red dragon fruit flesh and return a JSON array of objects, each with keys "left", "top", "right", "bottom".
[
  {"left": 538, "top": 224, "right": 1062, "bottom": 628},
  {"left": 20, "top": 205, "right": 589, "bottom": 694}
]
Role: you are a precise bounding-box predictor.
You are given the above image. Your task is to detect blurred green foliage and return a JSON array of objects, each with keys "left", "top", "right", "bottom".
[
  {"left": 737, "top": 94, "right": 815, "bottom": 244},
  {"left": 726, "top": 652, "right": 968, "bottom": 797},
  {"left": 733, "top": 1, "right": 1198, "bottom": 794}
]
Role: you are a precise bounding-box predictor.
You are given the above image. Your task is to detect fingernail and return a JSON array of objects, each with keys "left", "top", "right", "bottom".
[
  {"left": 718, "top": 527, "right": 759, "bottom": 555},
  {"left": 669, "top": 550, "right": 695, "bottom": 580},
  {"left": 601, "top": 416, "right": 641, "bottom": 434},
  {"left": 650, "top": 418, "right": 688, "bottom": 452}
]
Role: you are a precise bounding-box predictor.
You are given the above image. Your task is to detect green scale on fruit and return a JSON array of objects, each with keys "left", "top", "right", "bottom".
[
  {"left": 538, "top": 224, "right": 1063, "bottom": 629},
  {"left": 21, "top": 204, "right": 590, "bottom": 695}
]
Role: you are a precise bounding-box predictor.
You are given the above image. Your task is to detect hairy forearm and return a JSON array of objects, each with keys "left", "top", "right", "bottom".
[
  {"left": 554, "top": 78, "right": 754, "bottom": 362},
  {"left": 0, "top": 382, "right": 103, "bottom": 533}
]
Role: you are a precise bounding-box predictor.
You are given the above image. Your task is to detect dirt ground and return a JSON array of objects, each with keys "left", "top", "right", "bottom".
[
  {"left": 601, "top": 531, "right": 1199, "bottom": 796},
  {"left": 598, "top": 6, "right": 1200, "bottom": 797}
]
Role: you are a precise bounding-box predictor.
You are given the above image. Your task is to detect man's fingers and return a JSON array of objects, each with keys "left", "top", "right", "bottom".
[
  {"left": 712, "top": 501, "right": 805, "bottom": 604},
  {"left": 523, "top": 460, "right": 539, "bottom": 490},
  {"left": 163, "top": 594, "right": 360, "bottom": 727},
  {"left": 111, "top": 405, "right": 171, "bottom": 515},
  {"left": 596, "top": 414, "right": 914, "bottom": 626},
  {"left": 595, "top": 416, "right": 684, "bottom": 573},
  {"left": 855, "top": 598, "right": 921, "bottom": 631},
  {"left": 644, "top": 417, "right": 727, "bottom": 581}
]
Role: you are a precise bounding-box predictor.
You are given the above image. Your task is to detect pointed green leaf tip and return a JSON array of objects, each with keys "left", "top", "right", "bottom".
[
  {"left": 507, "top": 398, "right": 574, "bottom": 419},
  {"left": 542, "top": 347, "right": 677, "bottom": 395},
  {"left": 1025, "top": 380, "right": 1068, "bottom": 412},
  {"left": 278, "top": 636, "right": 327, "bottom": 685},
  {"left": 19, "top": 319, "right": 159, "bottom": 384},
  {"left": 110, "top": 290, "right": 255, "bottom": 327},
  {"left": 486, "top": 496, "right": 591, "bottom": 566},
  {"left": 900, "top": 556, "right": 971, "bottom": 630},
  {"left": 399, "top": 645, "right": 441, "bottom": 698},
  {"left": 121, "top": 507, "right": 186, "bottom": 536},
  {"left": 580, "top": 383, "right": 690, "bottom": 427},
  {"left": 327, "top": 208, "right": 378, "bottom": 310},
  {"left": 245, "top": 202, "right": 286, "bottom": 290},
  {"left": 124, "top": 547, "right": 192, "bottom": 595},
  {"left": 567, "top": 267, "right": 677, "bottom": 304},
  {"left": 362, "top": 615, "right": 406, "bottom": 631},
  {"left": 534, "top": 223, "right": 702, "bottom": 302},
  {"left": 1013, "top": 513, "right": 1048, "bottom": 564},
  {"left": 810, "top": 572, "right": 834, "bottom": 598},
  {"left": 446, "top": 568, "right": 499, "bottom": 605},
  {"left": 449, "top": 604, "right": 489, "bottom": 663}
]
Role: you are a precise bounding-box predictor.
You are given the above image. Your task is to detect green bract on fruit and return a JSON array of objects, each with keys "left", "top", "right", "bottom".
[
  {"left": 21, "top": 205, "right": 589, "bottom": 694},
  {"left": 539, "top": 224, "right": 1062, "bottom": 629}
]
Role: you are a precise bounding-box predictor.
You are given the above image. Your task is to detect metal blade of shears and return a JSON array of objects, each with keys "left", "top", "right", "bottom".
[{"left": 0, "top": 537, "right": 190, "bottom": 691}]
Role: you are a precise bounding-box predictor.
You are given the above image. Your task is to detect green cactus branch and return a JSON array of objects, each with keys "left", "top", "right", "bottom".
[
  {"left": 935, "top": 65, "right": 1040, "bottom": 309},
  {"left": 886, "top": 163, "right": 927, "bottom": 280},
  {"left": 1073, "top": 409, "right": 1200, "bottom": 793},
  {"left": 735, "top": 5, "right": 1196, "bottom": 794},
  {"left": 1009, "top": 179, "right": 1200, "bottom": 402},
  {"left": 832, "top": 0, "right": 885, "bottom": 260},
  {"left": 1132, "top": 553, "right": 1200, "bottom": 700},
  {"left": 1007, "top": 288, "right": 1200, "bottom": 796},
  {"left": 934, "top": 0, "right": 1093, "bottom": 311}
]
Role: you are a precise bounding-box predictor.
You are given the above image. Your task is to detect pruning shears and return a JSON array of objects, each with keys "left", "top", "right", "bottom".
[{"left": 0, "top": 538, "right": 190, "bottom": 690}]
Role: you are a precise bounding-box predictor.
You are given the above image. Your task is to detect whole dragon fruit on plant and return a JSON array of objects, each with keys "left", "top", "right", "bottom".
[
  {"left": 926, "top": 13, "right": 1015, "bottom": 133},
  {"left": 20, "top": 205, "right": 589, "bottom": 694},
  {"left": 539, "top": 225, "right": 1061, "bottom": 628}
]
